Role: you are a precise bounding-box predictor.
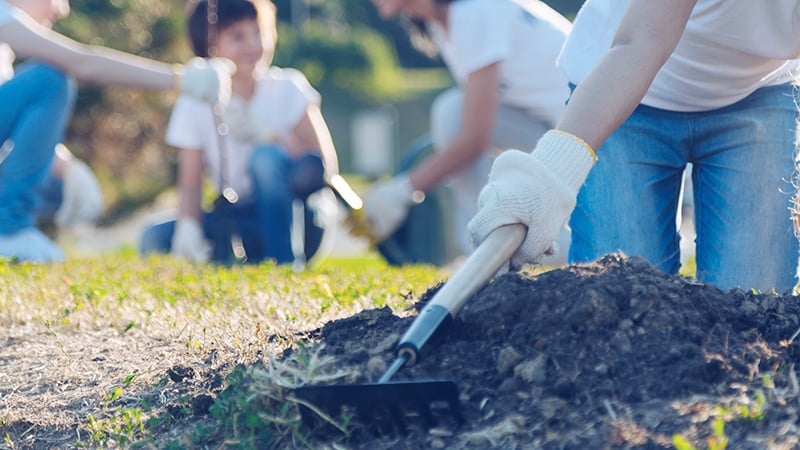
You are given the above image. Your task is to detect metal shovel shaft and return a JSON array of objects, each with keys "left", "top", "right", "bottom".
[
  {"left": 388, "top": 223, "right": 527, "bottom": 370},
  {"left": 293, "top": 224, "right": 526, "bottom": 429}
]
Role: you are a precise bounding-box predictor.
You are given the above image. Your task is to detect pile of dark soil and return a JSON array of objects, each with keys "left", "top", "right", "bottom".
[{"left": 298, "top": 253, "right": 800, "bottom": 449}]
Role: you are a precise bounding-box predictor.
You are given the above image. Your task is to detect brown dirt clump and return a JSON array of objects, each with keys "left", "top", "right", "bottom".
[{"left": 294, "top": 253, "right": 800, "bottom": 449}]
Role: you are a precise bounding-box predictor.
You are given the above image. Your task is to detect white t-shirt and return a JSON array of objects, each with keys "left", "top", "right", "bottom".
[
  {"left": 166, "top": 66, "right": 320, "bottom": 199},
  {"left": 559, "top": 0, "right": 800, "bottom": 111},
  {"left": 429, "top": 0, "right": 571, "bottom": 126}
]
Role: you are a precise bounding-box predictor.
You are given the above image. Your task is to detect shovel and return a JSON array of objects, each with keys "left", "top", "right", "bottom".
[
  {"left": 293, "top": 223, "right": 527, "bottom": 428},
  {"left": 289, "top": 171, "right": 365, "bottom": 271}
]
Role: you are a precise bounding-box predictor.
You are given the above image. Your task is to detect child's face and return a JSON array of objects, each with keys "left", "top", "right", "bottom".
[{"left": 215, "top": 18, "right": 273, "bottom": 73}]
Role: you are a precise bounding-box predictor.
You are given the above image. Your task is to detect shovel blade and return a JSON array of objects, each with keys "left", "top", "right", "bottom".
[{"left": 294, "top": 379, "right": 463, "bottom": 430}]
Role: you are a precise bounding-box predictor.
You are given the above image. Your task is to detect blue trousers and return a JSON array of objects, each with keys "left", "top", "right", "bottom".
[
  {"left": 0, "top": 63, "right": 76, "bottom": 234},
  {"left": 140, "top": 145, "right": 326, "bottom": 265},
  {"left": 569, "top": 83, "right": 800, "bottom": 293}
]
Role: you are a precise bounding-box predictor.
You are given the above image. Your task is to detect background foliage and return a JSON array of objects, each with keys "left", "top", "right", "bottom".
[{"left": 51, "top": 0, "right": 582, "bottom": 222}]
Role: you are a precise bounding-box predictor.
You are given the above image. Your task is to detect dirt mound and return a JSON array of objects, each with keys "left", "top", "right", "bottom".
[{"left": 299, "top": 253, "right": 800, "bottom": 449}]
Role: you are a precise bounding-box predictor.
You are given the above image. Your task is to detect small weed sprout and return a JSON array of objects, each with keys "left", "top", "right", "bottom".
[
  {"left": 707, "top": 418, "right": 729, "bottom": 450},
  {"left": 86, "top": 408, "right": 147, "bottom": 447},
  {"left": 4, "top": 432, "right": 16, "bottom": 450},
  {"left": 715, "top": 391, "right": 766, "bottom": 422},
  {"left": 672, "top": 418, "right": 728, "bottom": 450}
]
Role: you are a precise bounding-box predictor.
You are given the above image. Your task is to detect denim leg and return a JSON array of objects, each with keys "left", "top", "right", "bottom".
[
  {"left": 287, "top": 153, "right": 326, "bottom": 260},
  {"left": 569, "top": 104, "right": 688, "bottom": 274},
  {"left": 139, "top": 220, "right": 176, "bottom": 255},
  {"left": 288, "top": 154, "right": 326, "bottom": 200},
  {"left": 34, "top": 171, "right": 64, "bottom": 224},
  {"left": 0, "top": 63, "right": 76, "bottom": 233},
  {"left": 248, "top": 144, "right": 294, "bottom": 264},
  {"left": 690, "top": 84, "right": 799, "bottom": 293}
]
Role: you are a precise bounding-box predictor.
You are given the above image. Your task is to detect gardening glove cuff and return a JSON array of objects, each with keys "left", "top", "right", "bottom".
[
  {"left": 171, "top": 217, "right": 211, "bottom": 263},
  {"left": 55, "top": 158, "right": 104, "bottom": 228},
  {"left": 364, "top": 174, "right": 424, "bottom": 242},
  {"left": 178, "top": 57, "right": 234, "bottom": 105},
  {"left": 467, "top": 130, "right": 595, "bottom": 271}
]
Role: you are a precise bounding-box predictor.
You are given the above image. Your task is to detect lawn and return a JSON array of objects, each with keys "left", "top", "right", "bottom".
[{"left": 0, "top": 251, "right": 449, "bottom": 448}]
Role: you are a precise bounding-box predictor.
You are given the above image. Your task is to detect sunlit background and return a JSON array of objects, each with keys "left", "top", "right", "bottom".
[{"left": 48, "top": 0, "right": 583, "bottom": 224}]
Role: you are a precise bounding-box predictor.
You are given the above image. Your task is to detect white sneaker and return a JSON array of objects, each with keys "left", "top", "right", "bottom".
[{"left": 0, "top": 228, "right": 65, "bottom": 262}]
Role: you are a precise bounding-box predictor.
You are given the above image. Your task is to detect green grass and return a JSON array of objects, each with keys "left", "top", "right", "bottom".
[
  {"left": 0, "top": 250, "right": 444, "bottom": 323},
  {"left": 0, "top": 251, "right": 450, "bottom": 448}
]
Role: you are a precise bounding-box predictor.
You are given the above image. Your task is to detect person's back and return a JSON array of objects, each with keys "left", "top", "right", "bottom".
[{"left": 430, "top": 0, "right": 571, "bottom": 126}]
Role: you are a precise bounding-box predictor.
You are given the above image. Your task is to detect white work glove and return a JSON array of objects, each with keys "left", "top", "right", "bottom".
[
  {"left": 363, "top": 174, "right": 424, "bottom": 242},
  {"left": 223, "top": 96, "right": 277, "bottom": 144},
  {"left": 55, "top": 158, "right": 104, "bottom": 228},
  {"left": 171, "top": 217, "right": 211, "bottom": 263},
  {"left": 178, "top": 57, "right": 234, "bottom": 104},
  {"left": 467, "top": 130, "right": 596, "bottom": 271}
]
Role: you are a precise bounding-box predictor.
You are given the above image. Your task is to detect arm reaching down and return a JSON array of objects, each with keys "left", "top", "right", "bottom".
[{"left": 468, "top": 0, "right": 697, "bottom": 267}]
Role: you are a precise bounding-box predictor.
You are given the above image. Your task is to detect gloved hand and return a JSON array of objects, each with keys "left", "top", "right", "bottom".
[
  {"left": 224, "top": 96, "right": 277, "bottom": 144},
  {"left": 363, "top": 174, "right": 424, "bottom": 242},
  {"left": 178, "top": 57, "right": 234, "bottom": 104},
  {"left": 55, "top": 158, "right": 104, "bottom": 228},
  {"left": 171, "top": 217, "right": 211, "bottom": 263},
  {"left": 467, "top": 130, "right": 596, "bottom": 271}
]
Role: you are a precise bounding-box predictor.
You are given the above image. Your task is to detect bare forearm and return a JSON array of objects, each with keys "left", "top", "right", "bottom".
[
  {"left": 178, "top": 189, "right": 203, "bottom": 221},
  {"left": 557, "top": 44, "right": 662, "bottom": 150},
  {"left": 409, "top": 64, "right": 497, "bottom": 192},
  {"left": 68, "top": 45, "right": 175, "bottom": 90},
  {"left": 408, "top": 135, "right": 486, "bottom": 192},
  {"left": 177, "top": 151, "right": 204, "bottom": 220},
  {"left": 557, "top": 0, "right": 695, "bottom": 151},
  {"left": 1, "top": 19, "right": 176, "bottom": 90}
]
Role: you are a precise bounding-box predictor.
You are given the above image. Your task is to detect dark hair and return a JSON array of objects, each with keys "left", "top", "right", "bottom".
[
  {"left": 403, "top": 0, "right": 457, "bottom": 58},
  {"left": 186, "top": 0, "right": 276, "bottom": 57}
]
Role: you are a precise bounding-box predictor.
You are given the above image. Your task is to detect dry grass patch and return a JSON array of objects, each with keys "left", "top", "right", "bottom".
[{"left": 0, "top": 252, "right": 446, "bottom": 448}]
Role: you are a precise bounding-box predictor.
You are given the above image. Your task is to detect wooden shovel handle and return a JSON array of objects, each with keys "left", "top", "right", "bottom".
[
  {"left": 393, "top": 223, "right": 527, "bottom": 367},
  {"left": 432, "top": 223, "right": 526, "bottom": 314}
]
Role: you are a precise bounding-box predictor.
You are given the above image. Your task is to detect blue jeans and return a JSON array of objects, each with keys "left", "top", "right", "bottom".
[
  {"left": 569, "top": 83, "right": 800, "bottom": 293},
  {"left": 140, "top": 145, "right": 326, "bottom": 265},
  {"left": 0, "top": 63, "right": 76, "bottom": 234},
  {"left": 33, "top": 172, "right": 64, "bottom": 229}
]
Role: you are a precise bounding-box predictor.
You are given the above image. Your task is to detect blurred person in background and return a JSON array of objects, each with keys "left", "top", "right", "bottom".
[
  {"left": 0, "top": 0, "right": 102, "bottom": 238},
  {"left": 365, "top": 0, "right": 572, "bottom": 261},
  {"left": 0, "top": 0, "right": 230, "bottom": 262},
  {"left": 139, "top": 0, "right": 342, "bottom": 266}
]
